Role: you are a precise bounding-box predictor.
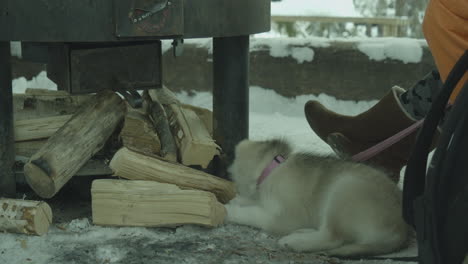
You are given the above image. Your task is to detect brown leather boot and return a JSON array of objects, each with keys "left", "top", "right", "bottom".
[{"left": 304, "top": 86, "right": 430, "bottom": 182}]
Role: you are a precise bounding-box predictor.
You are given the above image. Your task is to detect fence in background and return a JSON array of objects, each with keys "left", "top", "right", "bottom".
[{"left": 271, "top": 15, "right": 410, "bottom": 37}]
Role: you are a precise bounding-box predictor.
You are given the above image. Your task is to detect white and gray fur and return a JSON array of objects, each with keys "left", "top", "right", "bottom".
[{"left": 225, "top": 139, "right": 409, "bottom": 257}]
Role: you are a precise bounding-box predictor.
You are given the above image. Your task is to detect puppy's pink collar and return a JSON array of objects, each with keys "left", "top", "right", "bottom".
[{"left": 257, "top": 155, "right": 286, "bottom": 187}]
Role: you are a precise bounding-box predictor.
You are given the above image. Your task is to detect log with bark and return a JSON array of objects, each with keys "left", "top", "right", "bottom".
[
  {"left": 23, "top": 90, "right": 126, "bottom": 198},
  {"left": 109, "top": 147, "right": 235, "bottom": 203},
  {"left": 142, "top": 91, "right": 178, "bottom": 162},
  {"left": 148, "top": 88, "right": 219, "bottom": 168},
  {"left": 91, "top": 179, "right": 226, "bottom": 228},
  {"left": 0, "top": 198, "right": 53, "bottom": 235}
]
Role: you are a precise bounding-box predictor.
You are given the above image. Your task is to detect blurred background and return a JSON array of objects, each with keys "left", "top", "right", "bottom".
[{"left": 262, "top": 0, "right": 428, "bottom": 39}]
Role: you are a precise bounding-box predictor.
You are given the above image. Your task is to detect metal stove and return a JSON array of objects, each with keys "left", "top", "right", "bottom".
[{"left": 0, "top": 0, "right": 271, "bottom": 196}]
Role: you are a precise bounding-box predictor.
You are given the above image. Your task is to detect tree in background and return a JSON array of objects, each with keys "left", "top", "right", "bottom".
[
  {"left": 395, "top": 0, "right": 429, "bottom": 38},
  {"left": 353, "top": 0, "right": 428, "bottom": 37},
  {"left": 353, "top": 0, "right": 391, "bottom": 17}
]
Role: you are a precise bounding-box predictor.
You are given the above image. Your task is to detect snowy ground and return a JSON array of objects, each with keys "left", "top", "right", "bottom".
[{"left": 0, "top": 73, "right": 417, "bottom": 264}]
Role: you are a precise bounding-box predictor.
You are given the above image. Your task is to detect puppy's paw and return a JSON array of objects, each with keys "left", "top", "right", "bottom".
[
  {"left": 224, "top": 203, "right": 242, "bottom": 223},
  {"left": 278, "top": 233, "right": 309, "bottom": 252}
]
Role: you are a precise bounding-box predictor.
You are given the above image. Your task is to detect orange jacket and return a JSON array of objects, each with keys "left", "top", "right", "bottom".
[{"left": 423, "top": 0, "right": 468, "bottom": 104}]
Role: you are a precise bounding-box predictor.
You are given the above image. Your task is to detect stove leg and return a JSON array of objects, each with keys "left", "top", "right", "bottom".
[
  {"left": 0, "top": 42, "right": 16, "bottom": 197},
  {"left": 212, "top": 36, "right": 249, "bottom": 178}
]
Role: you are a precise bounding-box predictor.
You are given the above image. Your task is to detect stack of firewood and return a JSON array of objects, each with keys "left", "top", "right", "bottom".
[{"left": 1, "top": 88, "right": 235, "bottom": 236}]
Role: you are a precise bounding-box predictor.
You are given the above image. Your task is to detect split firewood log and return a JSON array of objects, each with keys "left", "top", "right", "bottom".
[
  {"left": 109, "top": 147, "right": 235, "bottom": 203},
  {"left": 91, "top": 179, "right": 226, "bottom": 228},
  {"left": 13, "top": 88, "right": 91, "bottom": 121},
  {"left": 119, "top": 110, "right": 162, "bottom": 158},
  {"left": 142, "top": 91, "right": 178, "bottom": 162},
  {"left": 0, "top": 198, "right": 52, "bottom": 235},
  {"left": 148, "top": 88, "right": 219, "bottom": 168},
  {"left": 23, "top": 90, "right": 126, "bottom": 198},
  {"left": 15, "top": 140, "right": 47, "bottom": 158},
  {"left": 14, "top": 115, "right": 71, "bottom": 142},
  {"left": 165, "top": 104, "right": 219, "bottom": 168},
  {"left": 181, "top": 103, "right": 213, "bottom": 136}
]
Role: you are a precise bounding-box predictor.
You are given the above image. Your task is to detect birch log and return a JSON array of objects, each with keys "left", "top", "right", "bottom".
[
  {"left": 165, "top": 104, "right": 219, "bottom": 168},
  {"left": 24, "top": 90, "right": 126, "bottom": 198},
  {"left": 181, "top": 104, "right": 213, "bottom": 136},
  {"left": 15, "top": 140, "right": 47, "bottom": 157},
  {"left": 0, "top": 198, "right": 52, "bottom": 235},
  {"left": 14, "top": 89, "right": 92, "bottom": 121},
  {"left": 109, "top": 147, "right": 235, "bottom": 203},
  {"left": 92, "top": 179, "right": 226, "bottom": 227},
  {"left": 15, "top": 115, "right": 71, "bottom": 142}
]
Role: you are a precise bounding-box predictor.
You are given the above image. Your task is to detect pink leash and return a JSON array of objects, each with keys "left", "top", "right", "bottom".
[
  {"left": 351, "top": 119, "right": 425, "bottom": 162},
  {"left": 256, "top": 120, "right": 424, "bottom": 185}
]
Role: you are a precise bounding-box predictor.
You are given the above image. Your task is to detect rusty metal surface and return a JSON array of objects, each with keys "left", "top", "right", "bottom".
[
  {"left": 0, "top": 0, "right": 270, "bottom": 41},
  {"left": 0, "top": 0, "right": 115, "bottom": 42},
  {"left": 45, "top": 42, "right": 162, "bottom": 94},
  {"left": 47, "top": 44, "right": 72, "bottom": 92},
  {"left": 183, "top": 0, "right": 270, "bottom": 38},
  {"left": 69, "top": 42, "right": 162, "bottom": 94},
  {"left": 115, "top": 0, "right": 184, "bottom": 38}
]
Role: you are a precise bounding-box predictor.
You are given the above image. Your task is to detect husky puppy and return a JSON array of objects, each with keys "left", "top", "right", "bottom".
[{"left": 225, "top": 139, "right": 409, "bottom": 257}]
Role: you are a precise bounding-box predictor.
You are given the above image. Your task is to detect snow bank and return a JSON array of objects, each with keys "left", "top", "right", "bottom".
[
  {"left": 161, "top": 37, "right": 428, "bottom": 65},
  {"left": 12, "top": 71, "right": 57, "bottom": 93},
  {"left": 357, "top": 38, "right": 427, "bottom": 64},
  {"left": 290, "top": 47, "right": 315, "bottom": 63},
  {"left": 251, "top": 37, "right": 330, "bottom": 64},
  {"left": 161, "top": 37, "right": 330, "bottom": 64}
]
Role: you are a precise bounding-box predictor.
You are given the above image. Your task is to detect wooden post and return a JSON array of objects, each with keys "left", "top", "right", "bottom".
[
  {"left": 109, "top": 147, "right": 236, "bottom": 203},
  {"left": 0, "top": 198, "right": 53, "bottom": 236},
  {"left": 23, "top": 90, "right": 125, "bottom": 198}
]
